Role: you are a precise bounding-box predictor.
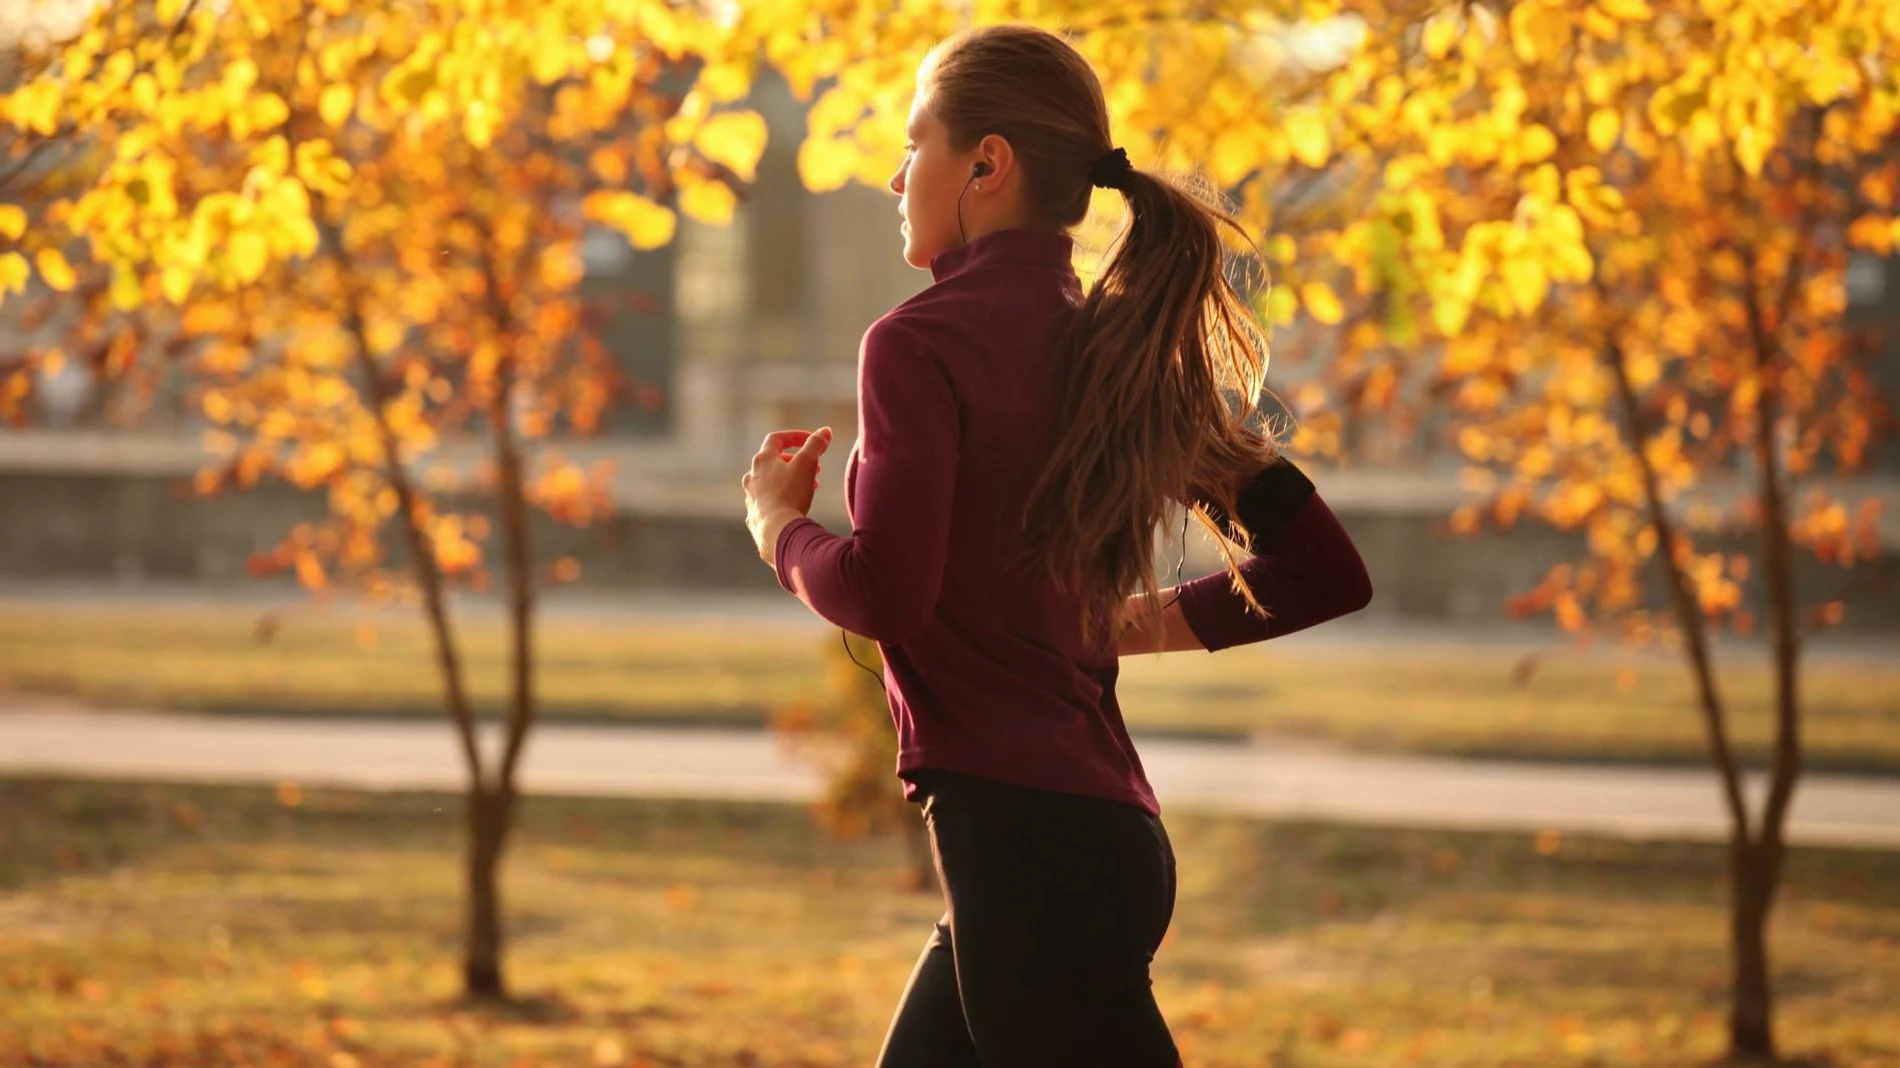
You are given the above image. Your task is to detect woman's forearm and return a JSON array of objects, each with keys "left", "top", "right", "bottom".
[{"left": 1173, "top": 493, "right": 1372, "bottom": 652}]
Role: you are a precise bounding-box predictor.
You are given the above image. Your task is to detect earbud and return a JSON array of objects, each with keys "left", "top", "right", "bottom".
[{"left": 959, "top": 162, "right": 992, "bottom": 245}]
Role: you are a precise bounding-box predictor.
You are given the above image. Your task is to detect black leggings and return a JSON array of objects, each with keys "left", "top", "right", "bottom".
[{"left": 875, "top": 768, "right": 1181, "bottom": 1068}]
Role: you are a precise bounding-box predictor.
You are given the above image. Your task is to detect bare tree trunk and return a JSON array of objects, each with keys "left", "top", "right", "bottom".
[
  {"left": 324, "top": 173, "right": 510, "bottom": 997},
  {"left": 1729, "top": 848, "right": 1778, "bottom": 1060},
  {"left": 458, "top": 375, "right": 532, "bottom": 1003},
  {"left": 464, "top": 783, "right": 512, "bottom": 999},
  {"left": 463, "top": 240, "right": 539, "bottom": 1003},
  {"left": 355, "top": 334, "right": 508, "bottom": 1000},
  {"left": 1728, "top": 244, "right": 1806, "bottom": 1062},
  {"left": 339, "top": 260, "right": 508, "bottom": 1000},
  {"left": 1603, "top": 318, "right": 1779, "bottom": 1061}
]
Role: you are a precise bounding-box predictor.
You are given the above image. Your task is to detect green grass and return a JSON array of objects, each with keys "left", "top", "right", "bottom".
[
  {"left": 2, "top": 606, "right": 1899, "bottom": 771},
  {"left": 1, "top": 776, "right": 1896, "bottom": 1067}
]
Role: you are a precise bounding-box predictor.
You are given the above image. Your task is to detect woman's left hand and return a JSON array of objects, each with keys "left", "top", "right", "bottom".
[{"left": 743, "top": 427, "right": 833, "bottom": 567}]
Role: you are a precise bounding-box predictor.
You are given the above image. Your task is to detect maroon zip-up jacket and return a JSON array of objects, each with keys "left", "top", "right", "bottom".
[{"left": 774, "top": 227, "right": 1372, "bottom": 816}]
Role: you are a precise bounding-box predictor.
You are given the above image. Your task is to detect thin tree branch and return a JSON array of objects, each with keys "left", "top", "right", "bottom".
[
  {"left": 337, "top": 253, "right": 489, "bottom": 790},
  {"left": 1593, "top": 270, "right": 1754, "bottom": 842}
]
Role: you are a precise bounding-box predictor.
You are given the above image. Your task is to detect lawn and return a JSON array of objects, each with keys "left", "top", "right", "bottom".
[
  {"left": 1, "top": 777, "right": 1897, "bottom": 1066},
  {"left": 2, "top": 605, "right": 1899, "bottom": 772}
]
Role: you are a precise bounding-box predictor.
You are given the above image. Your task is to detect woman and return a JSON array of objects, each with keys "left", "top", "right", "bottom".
[{"left": 741, "top": 24, "right": 1373, "bottom": 1068}]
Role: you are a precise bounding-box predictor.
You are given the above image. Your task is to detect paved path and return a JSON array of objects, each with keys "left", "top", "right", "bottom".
[{"left": 5, "top": 700, "right": 1898, "bottom": 849}]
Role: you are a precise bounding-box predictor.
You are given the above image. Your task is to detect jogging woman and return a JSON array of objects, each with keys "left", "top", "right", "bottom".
[{"left": 741, "top": 24, "right": 1374, "bottom": 1068}]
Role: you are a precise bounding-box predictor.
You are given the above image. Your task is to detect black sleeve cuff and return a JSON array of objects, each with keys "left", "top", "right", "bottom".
[{"left": 1194, "top": 458, "right": 1316, "bottom": 552}]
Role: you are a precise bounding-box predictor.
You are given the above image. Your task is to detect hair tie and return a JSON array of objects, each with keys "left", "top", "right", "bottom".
[{"left": 1088, "top": 146, "right": 1133, "bottom": 191}]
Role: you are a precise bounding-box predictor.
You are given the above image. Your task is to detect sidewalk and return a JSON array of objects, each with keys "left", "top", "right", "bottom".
[{"left": 5, "top": 698, "right": 1898, "bottom": 849}]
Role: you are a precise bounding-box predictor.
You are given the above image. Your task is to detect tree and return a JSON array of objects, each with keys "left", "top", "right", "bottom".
[
  {"left": 1258, "top": 6, "right": 1894, "bottom": 1061},
  {"left": 698, "top": 2, "right": 1896, "bottom": 1060},
  {"left": 0, "top": 0, "right": 767, "bottom": 1002}
]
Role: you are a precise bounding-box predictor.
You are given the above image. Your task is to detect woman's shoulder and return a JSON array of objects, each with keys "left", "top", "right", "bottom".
[
  {"left": 869, "top": 268, "right": 1070, "bottom": 358},
  {"left": 876, "top": 276, "right": 976, "bottom": 330},
  {"left": 861, "top": 292, "right": 972, "bottom": 364}
]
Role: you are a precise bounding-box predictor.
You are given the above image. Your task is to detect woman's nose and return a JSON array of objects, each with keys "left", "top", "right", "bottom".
[{"left": 889, "top": 161, "right": 905, "bottom": 195}]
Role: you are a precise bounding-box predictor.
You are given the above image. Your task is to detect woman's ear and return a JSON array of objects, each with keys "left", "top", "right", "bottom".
[{"left": 975, "top": 133, "right": 1016, "bottom": 185}]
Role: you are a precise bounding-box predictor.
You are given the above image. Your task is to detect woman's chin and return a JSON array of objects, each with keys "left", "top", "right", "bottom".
[
  {"left": 900, "top": 230, "right": 941, "bottom": 270},
  {"left": 900, "top": 235, "right": 928, "bottom": 269}
]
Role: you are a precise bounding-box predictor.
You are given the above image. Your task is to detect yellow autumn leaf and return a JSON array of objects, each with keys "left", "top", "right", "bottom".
[
  {"left": 248, "top": 92, "right": 289, "bottom": 131},
  {"left": 679, "top": 175, "right": 737, "bottom": 225},
  {"left": 1207, "top": 133, "right": 1256, "bottom": 188},
  {"left": 1403, "top": 190, "right": 1445, "bottom": 251},
  {"left": 1284, "top": 107, "right": 1331, "bottom": 169},
  {"left": 10, "top": 80, "right": 61, "bottom": 136},
  {"left": 539, "top": 243, "right": 584, "bottom": 289},
  {"left": 1422, "top": 9, "right": 1461, "bottom": 60},
  {"left": 1579, "top": 5, "right": 1621, "bottom": 41},
  {"left": 1501, "top": 258, "right": 1549, "bottom": 315},
  {"left": 130, "top": 69, "right": 160, "bottom": 112},
  {"left": 1596, "top": 0, "right": 1652, "bottom": 20},
  {"left": 695, "top": 110, "right": 768, "bottom": 183},
  {"left": 35, "top": 248, "right": 76, "bottom": 292},
  {"left": 1625, "top": 349, "right": 1661, "bottom": 390},
  {"left": 0, "top": 204, "right": 24, "bottom": 241},
  {"left": 228, "top": 229, "right": 268, "bottom": 284},
  {"left": 1432, "top": 295, "right": 1473, "bottom": 337},
  {"left": 1300, "top": 281, "right": 1345, "bottom": 325},
  {"left": 1265, "top": 285, "right": 1298, "bottom": 327},
  {"left": 590, "top": 148, "right": 628, "bottom": 186},
  {"left": 1733, "top": 125, "right": 1766, "bottom": 177},
  {"left": 1587, "top": 109, "right": 1621, "bottom": 153},
  {"left": 698, "top": 59, "right": 752, "bottom": 105},
  {"left": 110, "top": 267, "right": 144, "bottom": 310},
  {"left": 583, "top": 191, "right": 676, "bottom": 250},
  {"left": 225, "top": 56, "right": 259, "bottom": 94},
  {"left": 294, "top": 141, "right": 352, "bottom": 196},
  {"left": 319, "top": 84, "right": 354, "bottom": 128},
  {"left": 797, "top": 135, "right": 857, "bottom": 192},
  {"left": 1519, "top": 124, "right": 1556, "bottom": 163},
  {"left": 778, "top": 47, "right": 820, "bottom": 101},
  {"left": 530, "top": 40, "right": 571, "bottom": 86},
  {"left": 161, "top": 263, "right": 195, "bottom": 304},
  {"left": 0, "top": 252, "right": 28, "bottom": 296},
  {"left": 1509, "top": 2, "right": 1570, "bottom": 64},
  {"left": 463, "top": 100, "right": 497, "bottom": 149},
  {"left": 1846, "top": 215, "right": 1894, "bottom": 254}
]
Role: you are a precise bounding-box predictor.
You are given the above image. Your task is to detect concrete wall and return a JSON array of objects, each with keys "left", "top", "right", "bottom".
[{"left": 5, "top": 467, "right": 1894, "bottom": 631}]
